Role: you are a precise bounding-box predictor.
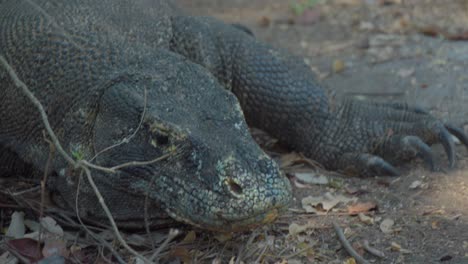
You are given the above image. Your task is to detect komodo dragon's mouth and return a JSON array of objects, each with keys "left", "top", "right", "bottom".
[{"left": 166, "top": 203, "right": 286, "bottom": 232}]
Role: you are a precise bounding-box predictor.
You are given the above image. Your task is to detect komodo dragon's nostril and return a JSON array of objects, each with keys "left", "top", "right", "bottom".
[{"left": 225, "top": 178, "right": 243, "bottom": 197}]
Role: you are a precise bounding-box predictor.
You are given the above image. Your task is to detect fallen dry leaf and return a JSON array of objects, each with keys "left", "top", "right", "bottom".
[
  {"left": 380, "top": 218, "right": 395, "bottom": 234},
  {"left": 390, "top": 242, "right": 412, "bottom": 253},
  {"left": 294, "top": 172, "right": 328, "bottom": 185},
  {"left": 347, "top": 201, "right": 378, "bottom": 215},
  {"left": 169, "top": 247, "right": 191, "bottom": 263},
  {"left": 358, "top": 213, "right": 374, "bottom": 225},
  {"left": 40, "top": 217, "right": 64, "bottom": 237},
  {"left": 182, "top": 230, "right": 197, "bottom": 244},
  {"left": 6, "top": 211, "right": 25, "bottom": 239},
  {"left": 6, "top": 238, "right": 43, "bottom": 262},
  {"left": 302, "top": 192, "right": 357, "bottom": 213},
  {"left": 288, "top": 222, "right": 314, "bottom": 236}
]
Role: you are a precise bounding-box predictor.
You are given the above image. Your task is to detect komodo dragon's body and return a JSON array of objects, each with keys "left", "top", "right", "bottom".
[{"left": 1, "top": 0, "right": 467, "bottom": 231}]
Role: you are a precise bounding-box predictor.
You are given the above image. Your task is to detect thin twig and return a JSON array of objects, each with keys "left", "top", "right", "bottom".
[
  {"left": 38, "top": 135, "right": 55, "bottom": 250},
  {"left": 150, "top": 228, "right": 180, "bottom": 262},
  {"left": 9, "top": 186, "right": 41, "bottom": 196},
  {"left": 362, "top": 240, "right": 385, "bottom": 258},
  {"left": 74, "top": 172, "right": 126, "bottom": 264},
  {"left": 83, "top": 167, "right": 151, "bottom": 262},
  {"left": 1, "top": 55, "right": 151, "bottom": 263},
  {"left": 332, "top": 221, "right": 370, "bottom": 264},
  {"left": 80, "top": 151, "right": 173, "bottom": 174},
  {"left": 145, "top": 175, "right": 158, "bottom": 249}
]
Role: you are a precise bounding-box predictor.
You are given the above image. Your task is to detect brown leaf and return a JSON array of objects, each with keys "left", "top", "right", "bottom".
[
  {"left": 182, "top": 231, "right": 197, "bottom": 244},
  {"left": 347, "top": 201, "right": 378, "bottom": 215},
  {"left": 302, "top": 193, "right": 357, "bottom": 213},
  {"left": 169, "top": 247, "right": 191, "bottom": 263},
  {"left": 6, "top": 238, "right": 43, "bottom": 262},
  {"left": 258, "top": 16, "right": 271, "bottom": 27}
]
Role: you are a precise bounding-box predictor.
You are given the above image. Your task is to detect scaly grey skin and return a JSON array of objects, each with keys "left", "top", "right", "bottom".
[{"left": 0, "top": 0, "right": 467, "bottom": 231}]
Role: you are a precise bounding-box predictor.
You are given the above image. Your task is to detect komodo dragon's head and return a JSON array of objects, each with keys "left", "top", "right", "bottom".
[{"left": 75, "top": 58, "right": 292, "bottom": 231}]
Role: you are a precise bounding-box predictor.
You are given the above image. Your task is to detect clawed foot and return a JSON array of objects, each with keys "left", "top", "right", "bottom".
[{"left": 335, "top": 100, "right": 467, "bottom": 176}]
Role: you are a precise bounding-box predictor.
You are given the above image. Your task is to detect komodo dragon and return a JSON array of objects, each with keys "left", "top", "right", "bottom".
[{"left": 1, "top": 0, "right": 467, "bottom": 231}]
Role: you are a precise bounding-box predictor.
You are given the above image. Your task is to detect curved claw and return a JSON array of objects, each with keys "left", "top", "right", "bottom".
[
  {"left": 404, "top": 136, "right": 435, "bottom": 171},
  {"left": 338, "top": 153, "right": 400, "bottom": 177},
  {"left": 366, "top": 155, "right": 400, "bottom": 176},
  {"left": 438, "top": 125, "right": 456, "bottom": 168},
  {"left": 372, "top": 159, "right": 401, "bottom": 176},
  {"left": 445, "top": 123, "right": 468, "bottom": 149}
]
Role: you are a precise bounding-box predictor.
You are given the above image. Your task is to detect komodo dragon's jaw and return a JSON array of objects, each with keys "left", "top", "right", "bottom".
[{"left": 67, "top": 72, "right": 294, "bottom": 232}]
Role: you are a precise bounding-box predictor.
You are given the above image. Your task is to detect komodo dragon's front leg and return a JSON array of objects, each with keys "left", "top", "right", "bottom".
[{"left": 169, "top": 16, "right": 468, "bottom": 176}]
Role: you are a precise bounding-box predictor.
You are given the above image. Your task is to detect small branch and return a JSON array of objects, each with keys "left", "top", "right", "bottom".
[
  {"left": 74, "top": 172, "right": 127, "bottom": 264},
  {"left": 38, "top": 135, "right": 55, "bottom": 250},
  {"left": 83, "top": 166, "right": 152, "bottom": 263},
  {"left": 362, "top": 240, "right": 385, "bottom": 258},
  {"left": 9, "top": 186, "right": 41, "bottom": 196},
  {"left": 150, "top": 228, "right": 180, "bottom": 262},
  {"left": 145, "top": 176, "right": 157, "bottom": 249},
  {"left": 332, "top": 221, "right": 370, "bottom": 264},
  {"left": 79, "top": 151, "right": 174, "bottom": 174}
]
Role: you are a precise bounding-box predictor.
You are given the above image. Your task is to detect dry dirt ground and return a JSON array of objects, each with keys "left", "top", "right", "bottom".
[
  {"left": 1, "top": 0, "right": 468, "bottom": 263},
  {"left": 174, "top": 0, "right": 468, "bottom": 263}
]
